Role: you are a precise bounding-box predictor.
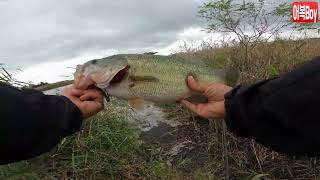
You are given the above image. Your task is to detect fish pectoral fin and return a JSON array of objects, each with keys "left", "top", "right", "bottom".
[
  {"left": 129, "top": 76, "right": 159, "bottom": 83},
  {"left": 128, "top": 98, "right": 145, "bottom": 110},
  {"left": 185, "top": 92, "right": 208, "bottom": 104}
]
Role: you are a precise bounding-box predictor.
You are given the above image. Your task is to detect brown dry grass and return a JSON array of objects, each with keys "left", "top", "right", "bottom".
[{"left": 179, "top": 38, "right": 320, "bottom": 83}]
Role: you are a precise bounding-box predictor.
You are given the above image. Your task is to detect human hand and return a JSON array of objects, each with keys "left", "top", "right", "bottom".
[
  {"left": 62, "top": 86, "right": 104, "bottom": 119},
  {"left": 181, "top": 76, "right": 232, "bottom": 119}
]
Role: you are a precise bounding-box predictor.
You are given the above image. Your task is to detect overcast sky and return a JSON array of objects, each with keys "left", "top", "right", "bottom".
[
  {"left": 0, "top": 0, "right": 318, "bottom": 83},
  {"left": 0, "top": 0, "right": 213, "bottom": 83}
]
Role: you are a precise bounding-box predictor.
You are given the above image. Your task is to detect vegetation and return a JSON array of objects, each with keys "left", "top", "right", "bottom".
[
  {"left": 0, "top": 66, "right": 29, "bottom": 87},
  {"left": 0, "top": 0, "right": 319, "bottom": 179}
]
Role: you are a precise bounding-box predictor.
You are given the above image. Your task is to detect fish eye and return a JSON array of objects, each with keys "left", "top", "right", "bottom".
[{"left": 91, "top": 60, "right": 97, "bottom": 64}]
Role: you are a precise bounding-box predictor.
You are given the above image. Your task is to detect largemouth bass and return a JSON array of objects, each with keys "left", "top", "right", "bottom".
[{"left": 74, "top": 54, "right": 239, "bottom": 108}]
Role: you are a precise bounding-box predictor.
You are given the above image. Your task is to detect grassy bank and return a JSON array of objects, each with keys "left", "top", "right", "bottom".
[
  {"left": 179, "top": 38, "right": 320, "bottom": 82},
  {"left": 33, "top": 80, "right": 73, "bottom": 91},
  {"left": 0, "top": 37, "right": 319, "bottom": 179}
]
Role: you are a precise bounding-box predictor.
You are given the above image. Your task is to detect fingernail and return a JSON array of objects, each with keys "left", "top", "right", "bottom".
[{"left": 188, "top": 76, "right": 194, "bottom": 81}]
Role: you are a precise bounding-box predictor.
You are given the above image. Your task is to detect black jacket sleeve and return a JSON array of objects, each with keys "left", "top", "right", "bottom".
[
  {"left": 0, "top": 84, "right": 83, "bottom": 164},
  {"left": 224, "top": 56, "right": 320, "bottom": 156}
]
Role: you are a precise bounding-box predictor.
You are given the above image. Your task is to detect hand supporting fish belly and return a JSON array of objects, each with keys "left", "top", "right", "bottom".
[{"left": 74, "top": 54, "right": 239, "bottom": 109}]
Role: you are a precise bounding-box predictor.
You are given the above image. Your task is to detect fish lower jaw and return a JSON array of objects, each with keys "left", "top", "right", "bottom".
[{"left": 96, "top": 81, "right": 111, "bottom": 89}]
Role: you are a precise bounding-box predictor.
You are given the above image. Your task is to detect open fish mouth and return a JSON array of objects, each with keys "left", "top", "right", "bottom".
[
  {"left": 74, "top": 65, "right": 130, "bottom": 90},
  {"left": 103, "top": 66, "right": 129, "bottom": 87}
]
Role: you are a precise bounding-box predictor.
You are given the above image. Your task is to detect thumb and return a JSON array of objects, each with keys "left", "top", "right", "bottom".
[
  {"left": 181, "top": 100, "right": 206, "bottom": 116},
  {"left": 181, "top": 100, "right": 197, "bottom": 112},
  {"left": 182, "top": 100, "right": 216, "bottom": 118},
  {"left": 187, "top": 76, "right": 209, "bottom": 93}
]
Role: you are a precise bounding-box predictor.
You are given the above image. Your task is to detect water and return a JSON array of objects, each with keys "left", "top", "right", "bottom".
[
  {"left": 44, "top": 87, "right": 181, "bottom": 132},
  {"left": 127, "top": 103, "right": 182, "bottom": 132},
  {"left": 43, "top": 86, "right": 65, "bottom": 95}
]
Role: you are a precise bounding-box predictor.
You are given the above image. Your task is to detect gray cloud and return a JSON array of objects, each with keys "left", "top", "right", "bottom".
[{"left": 0, "top": 0, "right": 205, "bottom": 67}]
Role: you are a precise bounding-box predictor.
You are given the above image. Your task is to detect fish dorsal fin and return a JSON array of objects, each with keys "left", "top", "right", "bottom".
[
  {"left": 129, "top": 76, "right": 159, "bottom": 82},
  {"left": 128, "top": 98, "right": 145, "bottom": 110}
]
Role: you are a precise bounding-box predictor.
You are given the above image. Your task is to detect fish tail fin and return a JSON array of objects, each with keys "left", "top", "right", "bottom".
[{"left": 224, "top": 69, "right": 240, "bottom": 86}]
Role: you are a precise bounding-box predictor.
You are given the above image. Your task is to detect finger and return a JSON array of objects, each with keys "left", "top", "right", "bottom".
[
  {"left": 80, "top": 92, "right": 97, "bottom": 101},
  {"left": 87, "top": 101, "right": 104, "bottom": 111},
  {"left": 71, "top": 89, "right": 85, "bottom": 96},
  {"left": 74, "top": 74, "right": 89, "bottom": 90},
  {"left": 95, "top": 101, "right": 104, "bottom": 111},
  {"left": 181, "top": 100, "right": 198, "bottom": 112},
  {"left": 62, "top": 87, "right": 84, "bottom": 97},
  {"left": 80, "top": 91, "right": 103, "bottom": 101},
  {"left": 187, "top": 76, "right": 210, "bottom": 93},
  {"left": 73, "top": 74, "right": 82, "bottom": 89},
  {"left": 76, "top": 75, "right": 95, "bottom": 90},
  {"left": 81, "top": 101, "right": 104, "bottom": 119}
]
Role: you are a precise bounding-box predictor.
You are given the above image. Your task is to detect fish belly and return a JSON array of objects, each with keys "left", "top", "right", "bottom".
[{"left": 130, "top": 80, "right": 190, "bottom": 103}]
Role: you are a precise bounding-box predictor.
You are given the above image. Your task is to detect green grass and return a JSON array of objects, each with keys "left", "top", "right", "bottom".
[{"left": 0, "top": 104, "right": 169, "bottom": 179}]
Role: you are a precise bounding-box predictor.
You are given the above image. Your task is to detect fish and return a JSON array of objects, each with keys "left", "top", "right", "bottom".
[{"left": 74, "top": 54, "right": 239, "bottom": 109}]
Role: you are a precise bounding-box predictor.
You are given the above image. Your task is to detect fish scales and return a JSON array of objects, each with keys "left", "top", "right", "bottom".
[{"left": 124, "top": 55, "right": 214, "bottom": 101}]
